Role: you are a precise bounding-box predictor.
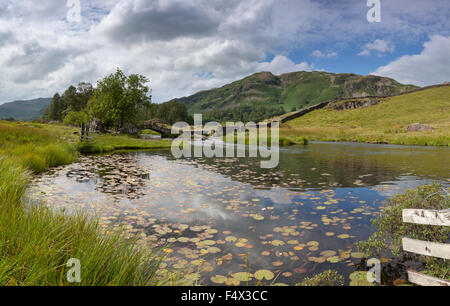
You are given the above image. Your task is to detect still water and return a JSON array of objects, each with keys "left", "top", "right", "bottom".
[{"left": 29, "top": 142, "right": 450, "bottom": 285}]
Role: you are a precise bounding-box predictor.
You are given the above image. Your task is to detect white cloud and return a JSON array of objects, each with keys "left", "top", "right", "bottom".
[
  {"left": 312, "top": 50, "right": 337, "bottom": 59},
  {"left": 372, "top": 35, "right": 450, "bottom": 86},
  {"left": 257, "top": 55, "right": 315, "bottom": 75},
  {"left": 358, "top": 39, "right": 395, "bottom": 56},
  {"left": 0, "top": 0, "right": 448, "bottom": 103}
]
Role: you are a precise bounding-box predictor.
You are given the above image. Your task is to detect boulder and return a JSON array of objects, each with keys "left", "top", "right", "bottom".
[
  {"left": 406, "top": 123, "right": 434, "bottom": 132},
  {"left": 90, "top": 118, "right": 106, "bottom": 133}
]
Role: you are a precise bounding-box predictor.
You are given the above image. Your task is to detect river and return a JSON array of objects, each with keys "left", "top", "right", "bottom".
[{"left": 28, "top": 141, "right": 450, "bottom": 285}]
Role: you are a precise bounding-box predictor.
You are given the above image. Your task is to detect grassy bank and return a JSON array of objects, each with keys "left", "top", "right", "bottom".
[
  {"left": 77, "top": 133, "right": 172, "bottom": 153},
  {"left": 0, "top": 121, "right": 173, "bottom": 285},
  {"left": 280, "top": 86, "right": 450, "bottom": 146},
  {"left": 223, "top": 132, "right": 305, "bottom": 147}
]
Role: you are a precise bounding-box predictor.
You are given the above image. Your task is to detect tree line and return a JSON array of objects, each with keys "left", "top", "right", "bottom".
[
  {"left": 43, "top": 69, "right": 192, "bottom": 130},
  {"left": 202, "top": 104, "right": 285, "bottom": 123}
]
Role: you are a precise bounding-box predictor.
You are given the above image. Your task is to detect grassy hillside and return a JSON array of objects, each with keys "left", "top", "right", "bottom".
[
  {"left": 0, "top": 98, "right": 52, "bottom": 121},
  {"left": 170, "top": 71, "right": 417, "bottom": 122},
  {"left": 280, "top": 86, "right": 450, "bottom": 146}
]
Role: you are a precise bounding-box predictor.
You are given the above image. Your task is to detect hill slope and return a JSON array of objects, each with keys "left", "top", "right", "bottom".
[
  {"left": 280, "top": 86, "right": 450, "bottom": 146},
  {"left": 0, "top": 98, "right": 52, "bottom": 120},
  {"left": 169, "top": 71, "right": 418, "bottom": 122}
]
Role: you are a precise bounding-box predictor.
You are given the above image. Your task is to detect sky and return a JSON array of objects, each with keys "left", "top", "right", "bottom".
[{"left": 0, "top": 0, "right": 449, "bottom": 104}]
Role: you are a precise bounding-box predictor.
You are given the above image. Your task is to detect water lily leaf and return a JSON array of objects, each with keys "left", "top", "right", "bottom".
[
  {"left": 254, "top": 269, "right": 275, "bottom": 281},
  {"left": 272, "top": 261, "right": 284, "bottom": 267},
  {"left": 327, "top": 256, "right": 340, "bottom": 263},
  {"left": 337, "top": 234, "right": 350, "bottom": 239},
  {"left": 307, "top": 241, "right": 319, "bottom": 247},
  {"left": 293, "top": 244, "right": 305, "bottom": 251},
  {"left": 271, "top": 240, "right": 285, "bottom": 246},
  {"left": 232, "top": 272, "right": 253, "bottom": 282},
  {"left": 225, "top": 278, "right": 241, "bottom": 286},
  {"left": 225, "top": 236, "right": 237, "bottom": 242},
  {"left": 294, "top": 268, "right": 307, "bottom": 274},
  {"left": 191, "top": 259, "right": 203, "bottom": 266},
  {"left": 211, "top": 275, "right": 228, "bottom": 284},
  {"left": 320, "top": 250, "right": 337, "bottom": 257},
  {"left": 207, "top": 247, "right": 221, "bottom": 254}
]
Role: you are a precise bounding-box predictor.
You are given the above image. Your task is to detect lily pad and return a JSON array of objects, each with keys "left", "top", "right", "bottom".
[
  {"left": 211, "top": 275, "right": 228, "bottom": 284},
  {"left": 232, "top": 272, "right": 253, "bottom": 282},
  {"left": 254, "top": 269, "right": 275, "bottom": 281}
]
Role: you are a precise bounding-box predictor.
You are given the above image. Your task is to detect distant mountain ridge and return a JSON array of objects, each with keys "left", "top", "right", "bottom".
[
  {"left": 168, "top": 71, "right": 418, "bottom": 122},
  {"left": 0, "top": 98, "right": 52, "bottom": 121}
]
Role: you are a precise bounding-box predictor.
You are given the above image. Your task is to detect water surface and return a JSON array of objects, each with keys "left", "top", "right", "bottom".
[{"left": 29, "top": 142, "right": 450, "bottom": 285}]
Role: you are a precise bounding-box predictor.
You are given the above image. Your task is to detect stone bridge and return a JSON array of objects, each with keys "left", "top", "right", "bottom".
[{"left": 138, "top": 120, "right": 173, "bottom": 138}]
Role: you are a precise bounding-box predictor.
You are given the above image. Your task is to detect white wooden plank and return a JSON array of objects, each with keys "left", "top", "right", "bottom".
[
  {"left": 402, "top": 237, "right": 450, "bottom": 259},
  {"left": 407, "top": 270, "right": 450, "bottom": 286},
  {"left": 403, "top": 209, "right": 450, "bottom": 226}
]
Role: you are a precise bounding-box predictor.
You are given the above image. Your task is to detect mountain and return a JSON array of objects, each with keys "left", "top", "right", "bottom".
[
  {"left": 168, "top": 71, "right": 418, "bottom": 122},
  {"left": 0, "top": 98, "right": 52, "bottom": 121}
]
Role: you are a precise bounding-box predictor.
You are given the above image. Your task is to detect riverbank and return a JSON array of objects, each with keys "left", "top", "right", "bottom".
[
  {"left": 0, "top": 121, "right": 174, "bottom": 285},
  {"left": 77, "top": 133, "right": 172, "bottom": 153},
  {"left": 280, "top": 86, "right": 450, "bottom": 147}
]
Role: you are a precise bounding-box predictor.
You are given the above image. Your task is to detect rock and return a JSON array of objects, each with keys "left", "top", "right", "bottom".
[
  {"left": 90, "top": 118, "right": 106, "bottom": 133},
  {"left": 327, "top": 98, "right": 380, "bottom": 110},
  {"left": 406, "top": 123, "right": 434, "bottom": 132}
]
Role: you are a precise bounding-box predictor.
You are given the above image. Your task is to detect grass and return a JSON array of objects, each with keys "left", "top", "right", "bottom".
[
  {"left": 223, "top": 131, "right": 302, "bottom": 147},
  {"left": 77, "top": 134, "right": 172, "bottom": 153},
  {"left": 141, "top": 129, "right": 162, "bottom": 136},
  {"left": 281, "top": 86, "right": 450, "bottom": 146},
  {"left": 0, "top": 121, "right": 175, "bottom": 285}
]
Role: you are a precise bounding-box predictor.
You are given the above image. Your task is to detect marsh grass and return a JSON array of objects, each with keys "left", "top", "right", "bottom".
[
  {"left": 77, "top": 134, "right": 172, "bottom": 153},
  {"left": 0, "top": 121, "right": 174, "bottom": 285},
  {"left": 281, "top": 86, "right": 450, "bottom": 146}
]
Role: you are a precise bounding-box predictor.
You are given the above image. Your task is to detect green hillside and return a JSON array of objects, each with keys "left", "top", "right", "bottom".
[
  {"left": 0, "top": 98, "right": 52, "bottom": 121},
  {"left": 169, "top": 71, "right": 418, "bottom": 122},
  {"left": 280, "top": 86, "right": 450, "bottom": 146}
]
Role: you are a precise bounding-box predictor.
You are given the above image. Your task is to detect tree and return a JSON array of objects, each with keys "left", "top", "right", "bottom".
[
  {"left": 61, "top": 85, "right": 78, "bottom": 116},
  {"left": 42, "top": 83, "right": 94, "bottom": 122},
  {"left": 147, "top": 100, "right": 193, "bottom": 125},
  {"left": 43, "top": 93, "right": 63, "bottom": 121},
  {"left": 63, "top": 111, "right": 89, "bottom": 127},
  {"left": 88, "top": 69, "right": 151, "bottom": 130}
]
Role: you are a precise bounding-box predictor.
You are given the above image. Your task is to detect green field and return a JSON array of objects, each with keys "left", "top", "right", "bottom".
[
  {"left": 0, "top": 121, "right": 175, "bottom": 285},
  {"left": 280, "top": 86, "right": 450, "bottom": 146}
]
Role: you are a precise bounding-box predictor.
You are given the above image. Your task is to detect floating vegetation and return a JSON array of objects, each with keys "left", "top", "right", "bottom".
[{"left": 27, "top": 145, "right": 450, "bottom": 285}]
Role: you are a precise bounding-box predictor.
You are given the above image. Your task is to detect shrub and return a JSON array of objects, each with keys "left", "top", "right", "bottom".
[
  {"left": 297, "top": 270, "right": 344, "bottom": 286},
  {"left": 356, "top": 183, "right": 449, "bottom": 280}
]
